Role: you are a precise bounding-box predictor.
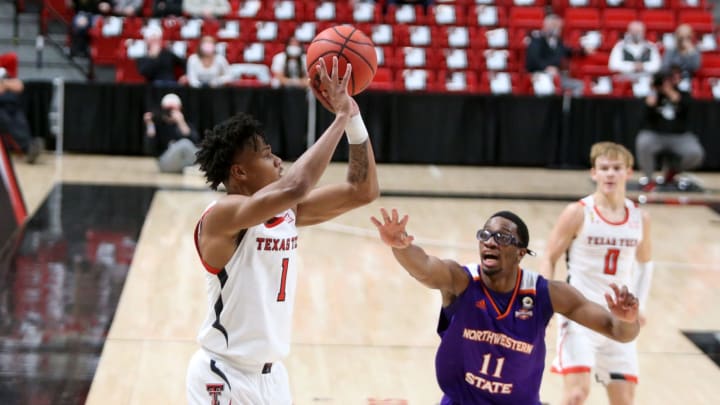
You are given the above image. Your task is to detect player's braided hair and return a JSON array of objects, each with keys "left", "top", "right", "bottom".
[{"left": 195, "top": 113, "right": 265, "bottom": 190}]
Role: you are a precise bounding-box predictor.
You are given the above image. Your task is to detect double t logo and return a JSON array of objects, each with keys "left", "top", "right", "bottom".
[{"left": 205, "top": 383, "right": 224, "bottom": 405}]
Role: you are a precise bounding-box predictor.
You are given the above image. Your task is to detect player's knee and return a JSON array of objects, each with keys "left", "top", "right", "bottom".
[
  {"left": 564, "top": 386, "right": 590, "bottom": 405},
  {"left": 609, "top": 386, "right": 635, "bottom": 405}
]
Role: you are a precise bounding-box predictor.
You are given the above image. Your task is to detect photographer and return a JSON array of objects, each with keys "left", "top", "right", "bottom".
[
  {"left": 143, "top": 93, "right": 199, "bottom": 173},
  {"left": 635, "top": 69, "right": 704, "bottom": 191},
  {"left": 0, "top": 69, "right": 41, "bottom": 163}
]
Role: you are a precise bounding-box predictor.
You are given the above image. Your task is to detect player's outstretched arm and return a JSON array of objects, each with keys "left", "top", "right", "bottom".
[
  {"left": 295, "top": 100, "right": 379, "bottom": 226},
  {"left": 205, "top": 57, "right": 354, "bottom": 236},
  {"left": 634, "top": 211, "right": 653, "bottom": 321},
  {"left": 539, "top": 202, "right": 584, "bottom": 280},
  {"left": 549, "top": 281, "right": 640, "bottom": 343},
  {"left": 371, "top": 208, "right": 469, "bottom": 296}
]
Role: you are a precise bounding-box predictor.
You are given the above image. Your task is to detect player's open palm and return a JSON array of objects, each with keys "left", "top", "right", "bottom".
[
  {"left": 605, "top": 283, "right": 639, "bottom": 323},
  {"left": 370, "top": 208, "right": 414, "bottom": 249},
  {"left": 314, "top": 56, "right": 353, "bottom": 116}
]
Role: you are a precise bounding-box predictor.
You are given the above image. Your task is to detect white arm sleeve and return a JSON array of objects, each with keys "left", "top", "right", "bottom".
[{"left": 633, "top": 261, "right": 654, "bottom": 312}]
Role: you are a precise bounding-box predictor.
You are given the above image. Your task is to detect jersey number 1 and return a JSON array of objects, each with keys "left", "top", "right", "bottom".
[
  {"left": 277, "top": 258, "right": 289, "bottom": 302},
  {"left": 603, "top": 248, "right": 620, "bottom": 275}
]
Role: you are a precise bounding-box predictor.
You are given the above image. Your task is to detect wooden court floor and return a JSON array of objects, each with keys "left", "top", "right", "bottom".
[{"left": 13, "top": 153, "right": 720, "bottom": 405}]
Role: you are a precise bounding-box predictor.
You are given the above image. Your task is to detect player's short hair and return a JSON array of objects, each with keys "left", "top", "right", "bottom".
[
  {"left": 489, "top": 211, "right": 535, "bottom": 256},
  {"left": 589, "top": 142, "right": 634, "bottom": 168},
  {"left": 195, "top": 113, "right": 266, "bottom": 190}
]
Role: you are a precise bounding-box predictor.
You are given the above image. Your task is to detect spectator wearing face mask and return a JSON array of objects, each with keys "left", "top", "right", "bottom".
[
  {"left": 186, "top": 36, "right": 231, "bottom": 88},
  {"left": 609, "top": 21, "right": 661, "bottom": 78},
  {"left": 525, "top": 14, "right": 592, "bottom": 95},
  {"left": 143, "top": 93, "right": 200, "bottom": 173},
  {"left": 271, "top": 37, "right": 308, "bottom": 88},
  {"left": 662, "top": 24, "right": 701, "bottom": 81}
]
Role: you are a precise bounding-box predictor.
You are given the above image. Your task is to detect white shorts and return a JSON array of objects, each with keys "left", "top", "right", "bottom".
[
  {"left": 551, "top": 315, "right": 639, "bottom": 385},
  {"left": 186, "top": 349, "right": 292, "bottom": 405}
]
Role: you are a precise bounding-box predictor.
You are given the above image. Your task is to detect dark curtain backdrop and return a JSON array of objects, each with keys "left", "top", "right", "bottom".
[
  {"left": 19, "top": 83, "right": 720, "bottom": 170},
  {"left": 21, "top": 81, "right": 53, "bottom": 146}
]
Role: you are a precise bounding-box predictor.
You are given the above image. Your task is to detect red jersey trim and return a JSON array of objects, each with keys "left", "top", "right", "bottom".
[
  {"left": 480, "top": 268, "right": 522, "bottom": 320},
  {"left": 613, "top": 374, "right": 639, "bottom": 384},
  {"left": 593, "top": 205, "right": 629, "bottom": 226},
  {"left": 194, "top": 208, "right": 222, "bottom": 275},
  {"left": 265, "top": 215, "right": 285, "bottom": 228}
]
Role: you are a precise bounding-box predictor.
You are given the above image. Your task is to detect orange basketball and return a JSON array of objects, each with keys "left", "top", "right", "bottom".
[{"left": 306, "top": 25, "right": 377, "bottom": 96}]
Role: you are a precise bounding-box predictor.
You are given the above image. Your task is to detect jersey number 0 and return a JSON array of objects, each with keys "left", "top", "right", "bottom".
[
  {"left": 603, "top": 248, "right": 620, "bottom": 275},
  {"left": 277, "top": 258, "right": 290, "bottom": 301}
]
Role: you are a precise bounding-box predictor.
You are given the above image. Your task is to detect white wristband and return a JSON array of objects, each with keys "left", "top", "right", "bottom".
[{"left": 345, "top": 114, "right": 369, "bottom": 144}]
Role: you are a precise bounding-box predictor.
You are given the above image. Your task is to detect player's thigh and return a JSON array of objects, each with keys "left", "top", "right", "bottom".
[
  {"left": 554, "top": 319, "right": 597, "bottom": 370},
  {"left": 258, "top": 361, "right": 292, "bottom": 405},
  {"left": 187, "top": 351, "right": 276, "bottom": 405},
  {"left": 606, "top": 380, "right": 636, "bottom": 405},
  {"left": 563, "top": 371, "right": 592, "bottom": 392},
  {"left": 595, "top": 339, "right": 638, "bottom": 387},
  {"left": 187, "top": 350, "right": 233, "bottom": 405}
]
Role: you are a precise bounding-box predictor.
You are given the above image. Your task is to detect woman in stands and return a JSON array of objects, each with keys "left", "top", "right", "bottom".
[{"left": 187, "top": 36, "right": 232, "bottom": 88}]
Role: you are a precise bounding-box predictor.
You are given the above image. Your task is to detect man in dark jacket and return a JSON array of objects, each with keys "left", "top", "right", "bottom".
[
  {"left": 525, "top": 14, "right": 588, "bottom": 95},
  {"left": 636, "top": 69, "right": 704, "bottom": 191}
]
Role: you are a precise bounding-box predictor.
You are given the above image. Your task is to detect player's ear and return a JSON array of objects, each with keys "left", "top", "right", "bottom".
[{"left": 230, "top": 164, "right": 247, "bottom": 181}]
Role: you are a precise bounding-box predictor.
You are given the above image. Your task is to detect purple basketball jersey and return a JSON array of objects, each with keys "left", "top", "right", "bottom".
[{"left": 435, "top": 265, "right": 554, "bottom": 405}]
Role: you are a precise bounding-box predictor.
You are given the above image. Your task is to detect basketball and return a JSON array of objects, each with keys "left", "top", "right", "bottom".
[{"left": 306, "top": 25, "right": 377, "bottom": 96}]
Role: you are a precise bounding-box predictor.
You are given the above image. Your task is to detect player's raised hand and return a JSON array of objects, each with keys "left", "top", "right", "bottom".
[
  {"left": 313, "top": 56, "right": 353, "bottom": 116},
  {"left": 605, "top": 283, "right": 639, "bottom": 323},
  {"left": 370, "top": 208, "right": 414, "bottom": 249}
]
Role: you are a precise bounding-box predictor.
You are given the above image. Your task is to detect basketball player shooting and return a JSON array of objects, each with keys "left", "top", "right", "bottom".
[
  {"left": 371, "top": 208, "right": 640, "bottom": 404},
  {"left": 186, "top": 57, "right": 379, "bottom": 405},
  {"left": 542, "top": 142, "right": 653, "bottom": 405}
]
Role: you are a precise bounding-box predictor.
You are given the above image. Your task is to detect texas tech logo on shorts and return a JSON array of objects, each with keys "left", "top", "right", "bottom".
[{"left": 205, "top": 383, "right": 224, "bottom": 405}]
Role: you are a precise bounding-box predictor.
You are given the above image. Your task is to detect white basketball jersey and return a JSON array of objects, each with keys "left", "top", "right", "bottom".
[
  {"left": 194, "top": 202, "right": 299, "bottom": 369},
  {"left": 566, "top": 195, "right": 643, "bottom": 306}
]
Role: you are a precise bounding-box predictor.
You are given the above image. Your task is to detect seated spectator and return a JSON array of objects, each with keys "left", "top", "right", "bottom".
[
  {"left": 143, "top": 93, "right": 200, "bottom": 174},
  {"left": 0, "top": 70, "right": 42, "bottom": 164},
  {"left": 525, "top": 14, "right": 590, "bottom": 96},
  {"left": 153, "top": 0, "right": 183, "bottom": 16},
  {"left": 635, "top": 70, "right": 704, "bottom": 191},
  {"left": 70, "top": 0, "right": 112, "bottom": 57},
  {"left": 112, "top": 0, "right": 142, "bottom": 16},
  {"left": 271, "top": 37, "right": 308, "bottom": 88},
  {"left": 182, "top": 0, "right": 230, "bottom": 18},
  {"left": 187, "top": 36, "right": 231, "bottom": 88},
  {"left": 662, "top": 24, "right": 701, "bottom": 84},
  {"left": 609, "top": 21, "right": 661, "bottom": 78},
  {"left": 135, "top": 26, "right": 187, "bottom": 86}
]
